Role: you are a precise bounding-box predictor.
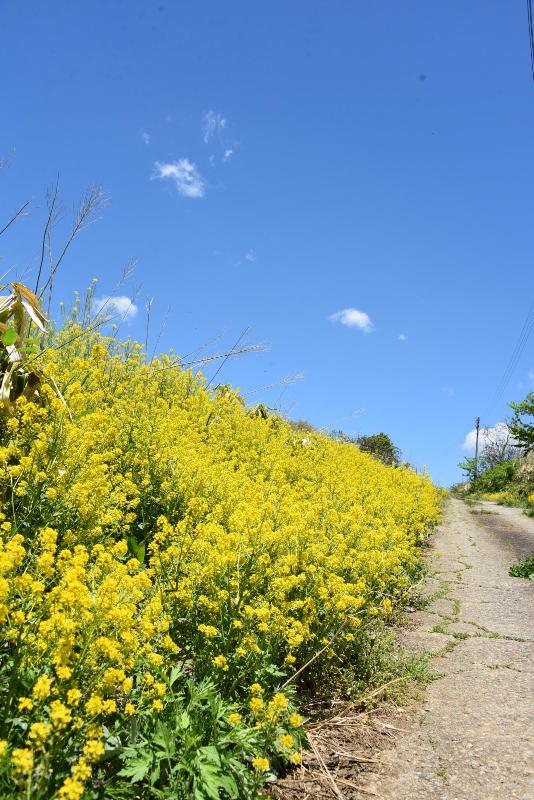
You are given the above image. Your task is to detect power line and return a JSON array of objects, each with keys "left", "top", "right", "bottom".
[
  {"left": 528, "top": 0, "right": 534, "bottom": 86},
  {"left": 483, "top": 4, "right": 534, "bottom": 417},
  {"left": 487, "top": 296, "right": 534, "bottom": 413}
]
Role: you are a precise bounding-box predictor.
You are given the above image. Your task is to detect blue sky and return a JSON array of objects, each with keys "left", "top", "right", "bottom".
[{"left": 1, "top": 1, "right": 534, "bottom": 486}]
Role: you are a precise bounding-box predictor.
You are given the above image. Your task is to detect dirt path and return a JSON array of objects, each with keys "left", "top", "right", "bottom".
[{"left": 358, "top": 497, "right": 534, "bottom": 800}]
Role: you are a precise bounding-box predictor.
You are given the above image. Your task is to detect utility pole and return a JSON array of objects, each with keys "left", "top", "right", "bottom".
[{"left": 474, "top": 416, "right": 480, "bottom": 480}]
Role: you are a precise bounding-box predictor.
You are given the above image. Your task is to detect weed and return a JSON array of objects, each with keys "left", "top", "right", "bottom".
[{"left": 509, "top": 555, "right": 534, "bottom": 578}]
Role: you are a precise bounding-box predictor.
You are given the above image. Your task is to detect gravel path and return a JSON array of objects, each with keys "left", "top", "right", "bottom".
[{"left": 359, "top": 497, "right": 534, "bottom": 800}]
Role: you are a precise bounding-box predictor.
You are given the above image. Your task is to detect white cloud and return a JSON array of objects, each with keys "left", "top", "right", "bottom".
[
  {"left": 93, "top": 295, "right": 138, "bottom": 322},
  {"left": 141, "top": 132, "right": 151, "bottom": 145},
  {"left": 462, "top": 422, "right": 511, "bottom": 452},
  {"left": 330, "top": 308, "right": 374, "bottom": 333},
  {"left": 223, "top": 148, "right": 233, "bottom": 162},
  {"left": 528, "top": 370, "right": 534, "bottom": 382},
  {"left": 202, "top": 110, "right": 227, "bottom": 143},
  {"left": 152, "top": 159, "right": 205, "bottom": 198},
  {"left": 443, "top": 386, "right": 455, "bottom": 397},
  {"left": 398, "top": 333, "right": 407, "bottom": 342},
  {"left": 244, "top": 249, "right": 256, "bottom": 263}
]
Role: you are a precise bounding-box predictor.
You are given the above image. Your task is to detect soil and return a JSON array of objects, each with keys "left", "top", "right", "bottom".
[{"left": 272, "top": 497, "right": 534, "bottom": 800}]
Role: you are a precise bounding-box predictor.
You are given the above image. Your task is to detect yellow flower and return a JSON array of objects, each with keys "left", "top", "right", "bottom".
[
  {"left": 0, "top": 740, "right": 8, "bottom": 758},
  {"left": 85, "top": 695, "right": 104, "bottom": 716},
  {"left": 269, "top": 693, "right": 288, "bottom": 712},
  {"left": 83, "top": 739, "right": 105, "bottom": 762},
  {"left": 228, "top": 713, "right": 242, "bottom": 725},
  {"left": 249, "top": 697, "right": 264, "bottom": 715},
  {"left": 198, "top": 624, "right": 218, "bottom": 638},
  {"left": 56, "top": 665, "right": 73, "bottom": 681},
  {"left": 0, "top": 318, "right": 442, "bottom": 795},
  {"left": 57, "top": 777, "right": 85, "bottom": 800},
  {"left": 32, "top": 674, "right": 52, "bottom": 701},
  {"left": 50, "top": 700, "right": 72, "bottom": 729},
  {"left": 277, "top": 733, "right": 294, "bottom": 749},
  {"left": 28, "top": 721, "right": 52, "bottom": 746},
  {"left": 212, "top": 654, "right": 229, "bottom": 671},
  {"left": 67, "top": 689, "right": 82, "bottom": 706},
  {"left": 18, "top": 697, "right": 33, "bottom": 712},
  {"left": 11, "top": 748, "right": 34, "bottom": 775},
  {"left": 252, "top": 756, "right": 270, "bottom": 772},
  {"left": 71, "top": 758, "right": 92, "bottom": 781}
]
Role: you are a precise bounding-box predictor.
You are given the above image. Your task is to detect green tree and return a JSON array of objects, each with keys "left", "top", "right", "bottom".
[
  {"left": 355, "top": 432, "right": 401, "bottom": 467},
  {"left": 458, "top": 456, "right": 478, "bottom": 483},
  {"left": 509, "top": 392, "right": 534, "bottom": 453}
]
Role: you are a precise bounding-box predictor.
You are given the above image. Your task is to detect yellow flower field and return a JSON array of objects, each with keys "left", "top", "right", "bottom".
[{"left": 0, "top": 324, "right": 443, "bottom": 799}]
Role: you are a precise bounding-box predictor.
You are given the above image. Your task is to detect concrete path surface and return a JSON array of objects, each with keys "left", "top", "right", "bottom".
[{"left": 359, "top": 497, "right": 534, "bottom": 800}]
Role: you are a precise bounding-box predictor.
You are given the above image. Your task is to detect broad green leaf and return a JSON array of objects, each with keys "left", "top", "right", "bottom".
[
  {"left": 118, "top": 754, "right": 152, "bottom": 783},
  {"left": 1, "top": 329, "right": 16, "bottom": 346}
]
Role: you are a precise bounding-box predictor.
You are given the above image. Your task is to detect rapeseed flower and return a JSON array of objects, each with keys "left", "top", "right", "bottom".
[{"left": 0, "top": 320, "right": 442, "bottom": 798}]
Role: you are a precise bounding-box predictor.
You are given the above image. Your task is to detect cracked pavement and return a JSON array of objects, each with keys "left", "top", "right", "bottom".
[{"left": 359, "top": 497, "right": 534, "bottom": 800}]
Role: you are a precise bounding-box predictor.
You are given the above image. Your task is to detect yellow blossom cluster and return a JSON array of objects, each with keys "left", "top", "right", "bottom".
[{"left": 0, "top": 324, "right": 442, "bottom": 797}]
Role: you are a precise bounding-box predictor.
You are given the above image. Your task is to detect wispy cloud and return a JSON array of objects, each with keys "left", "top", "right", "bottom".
[
  {"left": 223, "top": 148, "right": 233, "bottom": 162},
  {"left": 141, "top": 132, "right": 151, "bottom": 145},
  {"left": 330, "top": 308, "right": 374, "bottom": 333},
  {"left": 443, "top": 385, "right": 456, "bottom": 397},
  {"left": 398, "top": 333, "right": 407, "bottom": 342},
  {"left": 93, "top": 295, "right": 138, "bottom": 322},
  {"left": 529, "top": 370, "right": 534, "bottom": 382},
  {"left": 152, "top": 159, "right": 205, "bottom": 198},
  {"left": 202, "top": 110, "right": 227, "bottom": 143},
  {"left": 244, "top": 249, "right": 256, "bottom": 263}
]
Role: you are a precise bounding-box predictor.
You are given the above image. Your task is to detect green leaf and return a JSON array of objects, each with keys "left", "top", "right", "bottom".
[
  {"left": 169, "top": 665, "right": 182, "bottom": 687},
  {"left": 118, "top": 754, "right": 152, "bottom": 783},
  {"left": 178, "top": 710, "right": 190, "bottom": 730},
  {"left": 1, "top": 329, "right": 17, "bottom": 346},
  {"left": 198, "top": 746, "right": 220, "bottom": 765}
]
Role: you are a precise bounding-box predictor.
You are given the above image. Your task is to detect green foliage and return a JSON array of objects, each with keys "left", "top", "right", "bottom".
[
  {"left": 355, "top": 432, "right": 401, "bottom": 467},
  {"left": 458, "top": 456, "right": 478, "bottom": 483},
  {"left": 509, "top": 392, "right": 534, "bottom": 453},
  {"left": 509, "top": 555, "right": 534, "bottom": 579},
  {"left": 95, "top": 677, "right": 291, "bottom": 799},
  {"left": 115, "top": 683, "right": 257, "bottom": 798},
  {"left": 473, "top": 460, "right": 517, "bottom": 493},
  {"left": 329, "top": 430, "right": 401, "bottom": 467}
]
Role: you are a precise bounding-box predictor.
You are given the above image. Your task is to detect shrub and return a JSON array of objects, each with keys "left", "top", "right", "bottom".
[{"left": 474, "top": 460, "right": 517, "bottom": 494}]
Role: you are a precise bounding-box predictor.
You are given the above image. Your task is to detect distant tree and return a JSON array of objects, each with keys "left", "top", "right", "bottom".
[
  {"left": 509, "top": 392, "right": 534, "bottom": 453},
  {"left": 478, "top": 423, "right": 521, "bottom": 469},
  {"left": 458, "top": 456, "right": 478, "bottom": 483},
  {"left": 355, "top": 432, "right": 401, "bottom": 467},
  {"left": 328, "top": 429, "right": 351, "bottom": 443},
  {"left": 288, "top": 419, "right": 316, "bottom": 433}
]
